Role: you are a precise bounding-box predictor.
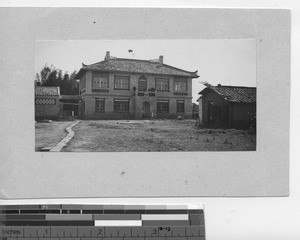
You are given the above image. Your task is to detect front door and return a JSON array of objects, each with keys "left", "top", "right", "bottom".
[{"left": 142, "top": 101, "right": 151, "bottom": 118}]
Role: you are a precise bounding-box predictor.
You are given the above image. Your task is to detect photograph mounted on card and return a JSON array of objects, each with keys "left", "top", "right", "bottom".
[
  {"left": 34, "top": 39, "right": 256, "bottom": 152},
  {"left": 0, "top": 8, "right": 290, "bottom": 198}
]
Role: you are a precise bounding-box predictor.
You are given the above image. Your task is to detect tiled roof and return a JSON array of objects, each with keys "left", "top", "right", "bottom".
[
  {"left": 199, "top": 85, "right": 256, "bottom": 103},
  {"left": 35, "top": 86, "right": 60, "bottom": 96},
  {"left": 76, "top": 58, "right": 199, "bottom": 78}
]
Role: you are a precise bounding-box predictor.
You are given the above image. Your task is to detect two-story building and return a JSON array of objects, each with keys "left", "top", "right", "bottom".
[{"left": 75, "top": 51, "right": 199, "bottom": 120}]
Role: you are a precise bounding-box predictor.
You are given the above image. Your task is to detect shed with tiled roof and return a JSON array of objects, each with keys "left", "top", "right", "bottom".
[{"left": 198, "top": 84, "right": 256, "bottom": 129}]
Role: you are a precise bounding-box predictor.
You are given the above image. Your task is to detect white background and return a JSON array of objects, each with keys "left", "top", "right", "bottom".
[{"left": 0, "top": 0, "right": 299, "bottom": 240}]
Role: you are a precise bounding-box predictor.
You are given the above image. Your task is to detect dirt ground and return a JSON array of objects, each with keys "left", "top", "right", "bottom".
[
  {"left": 62, "top": 119, "right": 256, "bottom": 152},
  {"left": 35, "top": 121, "right": 74, "bottom": 151}
]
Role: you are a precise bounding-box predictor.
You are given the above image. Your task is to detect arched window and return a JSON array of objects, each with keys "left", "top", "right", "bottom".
[{"left": 138, "top": 75, "right": 147, "bottom": 91}]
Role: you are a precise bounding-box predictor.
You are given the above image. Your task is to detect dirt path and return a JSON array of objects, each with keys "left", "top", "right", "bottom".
[
  {"left": 35, "top": 121, "right": 74, "bottom": 151},
  {"left": 50, "top": 121, "right": 80, "bottom": 152},
  {"left": 62, "top": 120, "right": 256, "bottom": 152}
]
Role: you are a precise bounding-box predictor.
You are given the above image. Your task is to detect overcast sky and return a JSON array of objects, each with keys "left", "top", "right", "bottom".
[{"left": 35, "top": 39, "right": 256, "bottom": 103}]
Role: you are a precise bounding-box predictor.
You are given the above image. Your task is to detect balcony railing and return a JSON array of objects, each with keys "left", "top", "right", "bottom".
[
  {"left": 92, "top": 88, "right": 109, "bottom": 93},
  {"left": 173, "top": 92, "right": 188, "bottom": 96},
  {"left": 133, "top": 91, "right": 156, "bottom": 97}
]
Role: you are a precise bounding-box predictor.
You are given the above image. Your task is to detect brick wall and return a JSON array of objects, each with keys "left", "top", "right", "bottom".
[{"left": 35, "top": 95, "right": 61, "bottom": 119}]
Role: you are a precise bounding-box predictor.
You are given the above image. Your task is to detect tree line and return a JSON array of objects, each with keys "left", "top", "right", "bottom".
[{"left": 35, "top": 64, "right": 79, "bottom": 95}]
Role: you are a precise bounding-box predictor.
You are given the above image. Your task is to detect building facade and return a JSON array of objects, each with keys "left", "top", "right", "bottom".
[
  {"left": 76, "top": 52, "right": 199, "bottom": 120},
  {"left": 199, "top": 84, "right": 256, "bottom": 129}
]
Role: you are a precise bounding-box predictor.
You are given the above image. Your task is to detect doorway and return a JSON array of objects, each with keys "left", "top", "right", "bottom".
[
  {"left": 221, "top": 106, "right": 230, "bottom": 127},
  {"left": 142, "top": 101, "right": 151, "bottom": 118}
]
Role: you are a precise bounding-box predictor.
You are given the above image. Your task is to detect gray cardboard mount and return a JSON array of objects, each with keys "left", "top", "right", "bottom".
[{"left": 0, "top": 8, "right": 290, "bottom": 198}]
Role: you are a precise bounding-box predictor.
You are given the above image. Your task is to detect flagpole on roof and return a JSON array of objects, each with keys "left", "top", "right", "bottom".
[{"left": 128, "top": 49, "right": 134, "bottom": 58}]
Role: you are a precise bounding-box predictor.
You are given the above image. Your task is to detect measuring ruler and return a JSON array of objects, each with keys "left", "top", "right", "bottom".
[{"left": 0, "top": 204, "right": 205, "bottom": 240}]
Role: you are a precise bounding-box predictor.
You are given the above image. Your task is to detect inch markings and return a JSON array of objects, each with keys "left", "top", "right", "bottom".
[{"left": 0, "top": 205, "right": 205, "bottom": 240}]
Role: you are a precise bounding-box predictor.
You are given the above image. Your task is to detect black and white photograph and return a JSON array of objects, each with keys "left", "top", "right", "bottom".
[
  {"left": 0, "top": 7, "right": 290, "bottom": 199},
  {"left": 35, "top": 39, "right": 256, "bottom": 152},
  {"left": 0, "top": 2, "right": 297, "bottom": 240}
]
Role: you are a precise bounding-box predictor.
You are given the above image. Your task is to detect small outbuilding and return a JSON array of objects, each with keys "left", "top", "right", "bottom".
[
  {"left": 35, "top": 86, "right": 61, "bottom": 120},
  {"left": 198, "top": 84, "right": 256, "bottom": 129}
]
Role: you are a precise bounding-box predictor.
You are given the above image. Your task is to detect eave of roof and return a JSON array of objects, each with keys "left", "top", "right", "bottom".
[
  {"left": 198, "top": 85, "right": 256, "bottom": 103},
  {"left": 75, "top": 58, "right": 199, "bottom": 79},
  {"left": 35, "top": 86, "right": 60, "bottom": 96}
]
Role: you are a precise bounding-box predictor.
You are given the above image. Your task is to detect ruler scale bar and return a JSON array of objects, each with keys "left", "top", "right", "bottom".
[
  {"left": 82, "top": 210, "right": 104, "bottom": 214},
  {"left": 45, "top": 214, "right": 93, "bottom": 221},
  {"left": 0, "top": 210, "right": 203, "bottom": 215},
  {"left": 142, "top": 220, "right": 190, "bottom": 226},
  {"left": 19, "top": 210, "right": 61, "bottom": 214},
  {"left": 3, "top": 221, "right": 95, "bottom": 226},
  {"left": 0, "top": 204, "right": 205, "bottom": 239},
  {"left": 62, "top": 210, "right": 81, "bottom": 214},
  {"left": 0, "top": 227, "right": 205, "bottom": 237},
  {"left": 0, "top": 235, "right": 205, "bottom": 239},
  {"left": 141, "top": 215, "right": 189, "bottom": 221},
  {"left": 93, "top": 214, "right": 141, "bottom": 220},
  {"left": 2, "top": 214, "right": 46, "bottom": 220},
  {"left": 95, "top": 220, "right": 142, "bottom": 226}
]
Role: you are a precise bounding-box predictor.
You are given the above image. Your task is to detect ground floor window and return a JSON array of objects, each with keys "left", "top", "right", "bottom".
[
  {"left": 95, "top": 98, "right": 105, "bottom": 113},
  {"left": 157, "top": 100, "right": 169, "bottom": 113},
  {"left": 114, "top": 99, "right": 129, "bottom": 112},
  {"left": 177, "top": 100, "right": 185, "bottom": 113}
]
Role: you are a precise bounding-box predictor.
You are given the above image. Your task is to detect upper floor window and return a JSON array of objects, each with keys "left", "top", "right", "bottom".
[
  {"left": 155, "top": 78, "right": 169, "bottom": 91},
  {"left": 92, "top": 72, "right": 109, "bottom": 88},
  {"left": 138, "top": 76, "right": 147, "bottom": 91},
  {"left": 114, "top": 76, "right": 130, "bottom": 90},
  {"left": 174, "top": 78, "right": 187, "bottom": 91}
]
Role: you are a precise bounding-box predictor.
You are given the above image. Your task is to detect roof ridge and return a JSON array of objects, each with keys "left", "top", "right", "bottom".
[
  {"left": 214, "top": 85, "right": 256, "bottom": 89},
  {"left": 84, "top": 58, "right": 159, "bottom": 66},
  {"left": 113, "top": 57, "right": 155, "bottom": 63}
]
